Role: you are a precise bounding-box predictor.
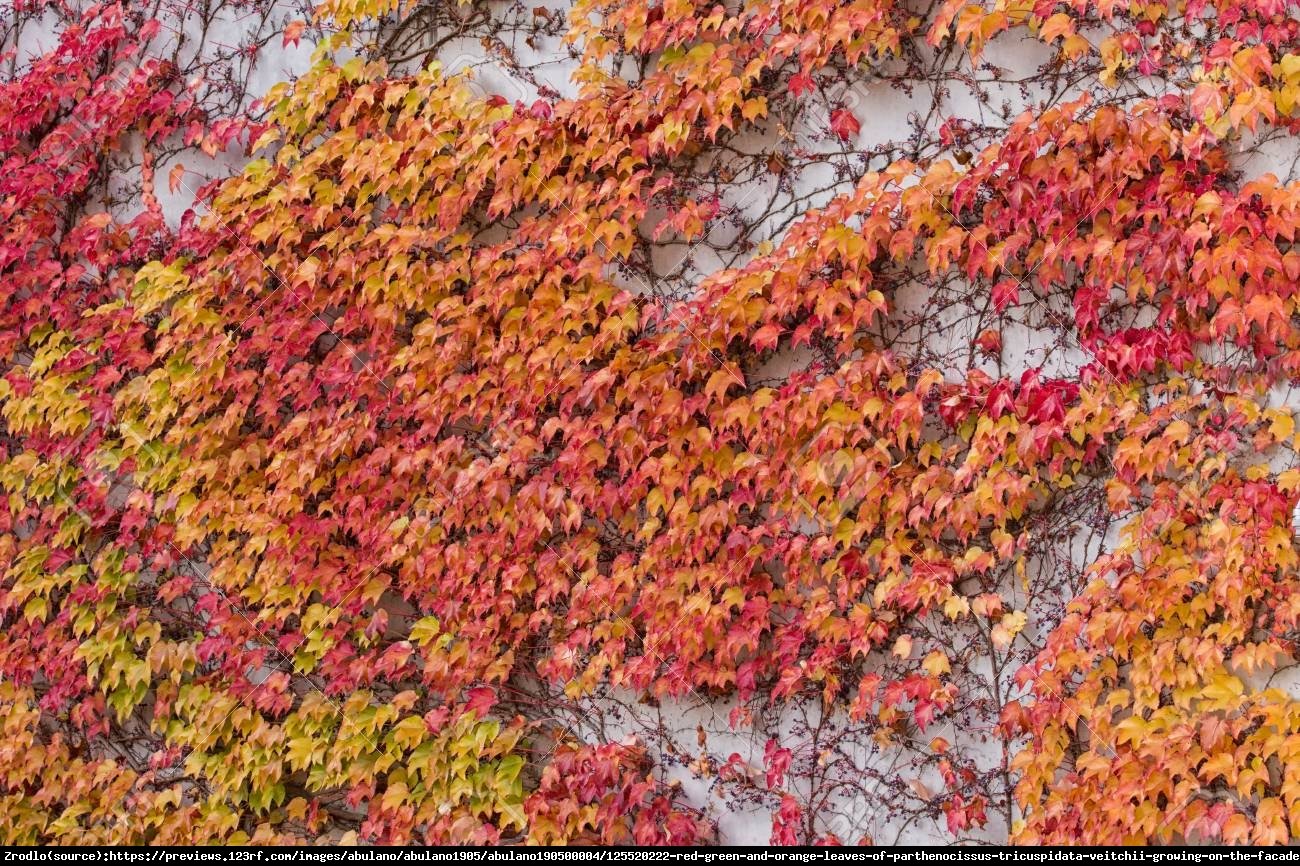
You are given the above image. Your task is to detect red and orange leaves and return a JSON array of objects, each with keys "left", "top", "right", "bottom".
[{"left": 6, "top": 0, "right": 1300, "bottom": 846}]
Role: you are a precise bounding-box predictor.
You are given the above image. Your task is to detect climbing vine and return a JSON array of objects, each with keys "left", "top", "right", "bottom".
[{"left": 3, "top": 0, "right": 1300, "bottom": 846}]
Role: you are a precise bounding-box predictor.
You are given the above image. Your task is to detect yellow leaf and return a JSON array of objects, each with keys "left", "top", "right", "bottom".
[
  {"left": 23, "top": 596, "right": 47, "bottom": 623},
  {"left": 1038, "top": 11, "right": 1074, "bottom": 43},
  {"left": 822, "top": 402, "right": 860, "bottom": 425},
  {"left": 943, "top": 594, "right": 970, "bottom": 620},
  {"left": 409, "top": 616, "right": 441, "bottom": 646},
  {"left": 1115, "top": 714, "right": 1147, "bottom": 746},
  {"left": 922, "top": 650, "right": 950, "bottom": 677},
  {"left": 1268, "top": 409, "right": 1295, "bottom": 442},
  {"left": 1000, "top": 610, "right": 1028, "bottom": 637},
  {"left": 1202, "top": 673, "right": 1245, "bottom": 707}
]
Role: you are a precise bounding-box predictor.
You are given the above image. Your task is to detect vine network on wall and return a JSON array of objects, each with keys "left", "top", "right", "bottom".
[{"left": 3, "top": 0, "right": 1300, "bottom": 846}]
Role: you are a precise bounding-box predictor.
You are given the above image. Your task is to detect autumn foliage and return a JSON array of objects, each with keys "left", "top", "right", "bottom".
[{"left": 4, "top": 0, "right": 1300, "bottom": 846}]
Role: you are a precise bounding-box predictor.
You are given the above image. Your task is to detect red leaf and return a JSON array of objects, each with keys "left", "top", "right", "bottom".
[
  {"left": 283, "top": 19, "right": 306, "bottom": 47},
  {"left": 829, "top": 108, "right": 861, "bottom": 141},
  {"left": 465, "top": 686, "right": 496, "bottom": 717},
  {"left": 764, "top": 739, "right": 793, "bottom": 789},
  {"left": 992, "top": 278, "right": 1020, "bottom": 312},
  {"left": 788, "top": 72, "right": 815, "bottom": 96}
]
